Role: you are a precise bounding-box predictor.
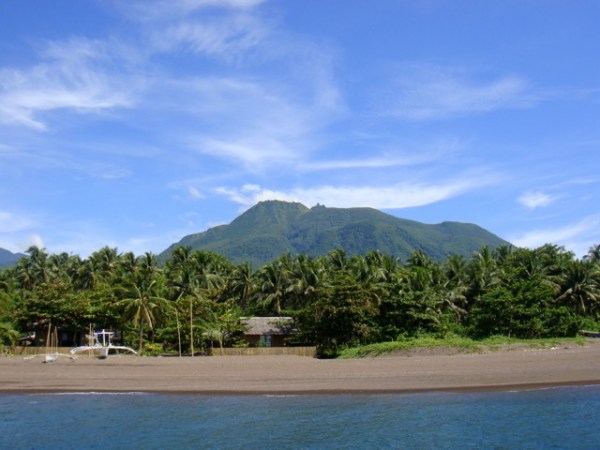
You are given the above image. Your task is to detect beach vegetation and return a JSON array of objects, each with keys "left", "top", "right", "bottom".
[
  {"left": 1, "top": 242, "right": 599, "bottom": 357},
  {"left": 337, "top": 335, "right": 587, "bottom": 358}
]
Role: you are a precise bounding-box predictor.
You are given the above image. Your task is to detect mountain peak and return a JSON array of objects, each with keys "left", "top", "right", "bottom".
[{"left": 160, "top": 201, "right": 509, "bottom": 267}]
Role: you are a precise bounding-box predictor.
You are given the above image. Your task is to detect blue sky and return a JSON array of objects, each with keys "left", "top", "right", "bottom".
[{"left": 1, "top": 0, "right": 599, "bottom": 258}]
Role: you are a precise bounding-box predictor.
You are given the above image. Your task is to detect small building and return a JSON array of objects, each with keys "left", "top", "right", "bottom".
[
  {"left": 29, "top": 319, "right": 86, "bottom": 347},
  {"left": 242, "top": 317, "right": 295, "bottom": 347}
]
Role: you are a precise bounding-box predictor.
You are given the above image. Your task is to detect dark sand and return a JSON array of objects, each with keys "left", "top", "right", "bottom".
[{"left": 2, "top": 340, "right": 600, "bottom": 394}]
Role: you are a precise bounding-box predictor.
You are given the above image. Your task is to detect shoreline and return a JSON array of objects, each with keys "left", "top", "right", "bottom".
[
  {"left": 2, "top": 339, "right": 600, "bottom": 395},
  {"left": 4, "top": 380, "right": 600, "bottom": 396}
]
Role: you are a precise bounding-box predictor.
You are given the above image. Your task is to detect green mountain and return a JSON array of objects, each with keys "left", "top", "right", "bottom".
[
  {"left": 160, "top": 200, "right": 510, "bottom": 267},
  {"left": 0, "top": 248, "right": 25, "bottom": 268}
]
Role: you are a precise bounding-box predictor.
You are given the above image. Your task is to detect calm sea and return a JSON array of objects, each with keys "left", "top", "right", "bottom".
[{"left": 1, "top": 386, "right": 599, "bottom": 449}]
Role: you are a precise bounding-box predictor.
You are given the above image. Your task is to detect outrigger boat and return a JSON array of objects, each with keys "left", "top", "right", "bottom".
[
  {"left": 70, "top": 329, "right": 138, "bottom": 359},
  {"left": 23, "top": 322, "right": 67, "bottom": 362}
]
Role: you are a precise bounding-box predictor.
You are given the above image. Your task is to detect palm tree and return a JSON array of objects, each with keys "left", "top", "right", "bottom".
[
  {"left": 71, "top": 257, "right": 101, "bottom": 290},
  {"left": 257, "top": 261, "right": 286, "bottom": 315},
  {"left": 117, "top": 260, "right": 171, "bottom": 353},
  {"left": 18, "top": 246, "right": 52, "bottom": 290},
  {"left": 584, "top": 244, "right": 600, "bottom": 264},
  {"left": 399, "top": 254, "right": 446, "bottom": 333},
  {"left": 14, "top": 257, "right": 35, "bottom": 291},
  {"left": 48, "top": 252, "right": 71, "bottom": 281},
  {"left": 508, "top": 245, "right": 568, "bottom": 295},
  {"left": 118, "top": 252, "right": 138, "bottom": 277},
  {"left": 556, "top": 260, "right": 600, "bottom": 315},
  {"left": 442, "top": 255, "right": 468, "bottom": 321},
  {"left": 327, "top": 249, "right": 348, "bottom": 271},
  {"left": 365, "top": 250, "right": 399, "bottom": 284},
  {"left": 165, "top": 247, "right": 196, "bottom": 356},
  {"left": 228, "top": 262, "right": 256, "bottom": 313},
  {"left": 90, "top": 246, "right": 119, "bottom": 282},
  {"left": 406, "top": 250, "right": 435, "bottom": 270},
  {"left": 467, "top": 246, "right": 499, "bottom": 303},
  {"left": 284, "top": 254, "right": 324, "bottom": 311},
  {"left": 445, "top": 255, "right": 467, "bottom": 285},
  {"left": 166, "top": 248, "right": 227, "bottom": 355}
]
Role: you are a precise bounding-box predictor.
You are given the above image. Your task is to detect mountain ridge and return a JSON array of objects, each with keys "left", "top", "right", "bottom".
[
  {"left": 160, "top": 200, "right": 510, "bottom": 267},
  {"left": 0, "top": 248, "right": 26, "bottom": 268}
]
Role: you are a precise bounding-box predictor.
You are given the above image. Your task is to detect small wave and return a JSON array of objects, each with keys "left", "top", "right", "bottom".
[
  {"left": 30, "top": 391, "right": 149, "bottom": 396},
  {"left": 264, "top": 394, "right": 299, "bottom": 398}
]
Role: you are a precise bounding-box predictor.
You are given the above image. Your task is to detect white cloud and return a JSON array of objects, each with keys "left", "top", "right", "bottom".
[
  {"left": 0, "top": 38, "right": 140, "bottom": 130},
  {"left": 380, "top": 64, "right": 534, "bottom": 121},
  {"left": 300, "top": 143, "right": 455, "bottom": 171},
  {"left": 518, "top": 191, "right": 557, "bottom": 209},
  {"left": 188, "top": 186, "right": 205, "bottom": 200},
  {"left": 28, "top": 234, "right": 45, "bottom": 250},
  {"left": 181, "top": 75, "right": 336, "bottom": 171},
  {"left": 216, "top": 177, "right": 487, "bottom": 209},
  {"left": 0, "top": 232, "right": 41, "bottom": 254},
  {"left": 192, "top": 136, "right": 299, "bottom": 170},
  {"left": 510, "top": 215, "right": 600, "bottom": 257},
  {"left": 155, "top": 15, "right": 267, "bottom": 57},
  {"left": 120, "top": 0, "right": 269, "bottom": 61}
]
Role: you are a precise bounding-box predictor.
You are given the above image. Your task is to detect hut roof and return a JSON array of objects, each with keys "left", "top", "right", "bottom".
[{"left": 243, "top": 317, "right": 295, "bottom": 336}]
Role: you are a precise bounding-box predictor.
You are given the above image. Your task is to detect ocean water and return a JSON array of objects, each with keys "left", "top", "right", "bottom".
[{"left": 1, "top": 386, "right": 599, "bottom": 450}]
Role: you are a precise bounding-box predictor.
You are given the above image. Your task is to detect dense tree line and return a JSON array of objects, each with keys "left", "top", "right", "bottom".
[{"left": 1, "top": 244, "right": 599, "bottom": 356}]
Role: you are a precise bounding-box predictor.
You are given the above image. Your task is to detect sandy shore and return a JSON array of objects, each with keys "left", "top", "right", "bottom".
[{"left": 2, "top": 340, "right": 600, "bottom": 394}]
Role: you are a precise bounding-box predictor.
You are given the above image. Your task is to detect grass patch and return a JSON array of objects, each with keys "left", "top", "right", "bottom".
[{"left": 337, "top": 335, "right": 587, "bottom": 359}]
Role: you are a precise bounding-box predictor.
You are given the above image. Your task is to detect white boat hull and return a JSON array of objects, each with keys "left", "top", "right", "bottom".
[
  {"left": 69, "top": 329, "right": 138, "bottom": 359},
  {"left": 70, "top": 344, "right": 138, "bottom": 358}
]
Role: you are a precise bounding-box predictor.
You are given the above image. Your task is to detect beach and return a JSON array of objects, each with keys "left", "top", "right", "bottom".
[{"left": 2, "top": 340, "right": 600, "bottom": 394}]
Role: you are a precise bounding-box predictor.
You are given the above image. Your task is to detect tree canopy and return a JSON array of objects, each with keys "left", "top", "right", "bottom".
[{"left": 1, "top": 243, "right": 599, "bottom": 356}]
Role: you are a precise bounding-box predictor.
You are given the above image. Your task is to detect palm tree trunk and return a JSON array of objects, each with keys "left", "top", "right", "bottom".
[
  {"left": 138, "top": 325, "right": 144, "bottom": 353},
  {"left": 189, "top": 298, "right": 194, "bottom": 357},
  {"left": 176, "top": 310, "right": 182, "bottom": 357}
]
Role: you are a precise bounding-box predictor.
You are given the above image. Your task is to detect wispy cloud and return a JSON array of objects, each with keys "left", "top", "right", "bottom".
[
  {"left": 301, "top": 156, "right": 414, "bottom": 171},
  {"left": 299, "top": 140, "right": 458, "bottom": 172},
  {"left": 154, "top": 14, "right": 267, "bottom": 58},
  {"left": 121, "top": 0, "right": 267, "bottom": 22},
  {"left": 511, "top": 215, "right": 600, "bottom": 257},
  {"left": 110, "top": 1, "right": 343, "bottom": 176},
  {"left": 378, "top": 63, "right": 534, "bottom": 121},
  {"left": 0, "top": 143, "right": 132, "bottom": 179},
  {"left": 0, "top": 211, "right": 35, "bottom": 233},
  {"left": 119, "top": 0, "right": 269, "bottom": 62},
  {"left": 187, "top": 186, "right": 205, "bottom": 200},
  {"left": 192, "top": 136, "right": 299, "bottom": 170},
  {"left": 518, "top": 190, "right": 557, "bottom": 209},
  {"left": 216, "top": 175, "right": 491, "bottom": 210},
  {"left": 181, "top": 75, "right": 337, "bottom": 171},
  {"left": 0, "top": 38, "right": 140, "bottom": 130}
]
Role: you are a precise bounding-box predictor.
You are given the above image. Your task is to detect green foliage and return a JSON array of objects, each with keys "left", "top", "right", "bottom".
[
  {"left": 468, "top": 279, "right": 552, "bottom": 338},
  {"left": 15, "top": 281, "right": 94, "bottom": 331},
  {"left": 143, "top": 342, "right": 165, "bottom": 356},
  {"left": 295, "top": 270, "right": 380, "bottom": 356},
  {"left": 338, "top": 335, "right": 587, "bottom": 359},
  {"left": 3, "top": 239, "right": 600, "bottom": 359}
]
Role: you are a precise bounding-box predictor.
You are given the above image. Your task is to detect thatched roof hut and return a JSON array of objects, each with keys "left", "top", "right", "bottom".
[{"left": 242, "top": 317, "right": 295, "bottom": 347}]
